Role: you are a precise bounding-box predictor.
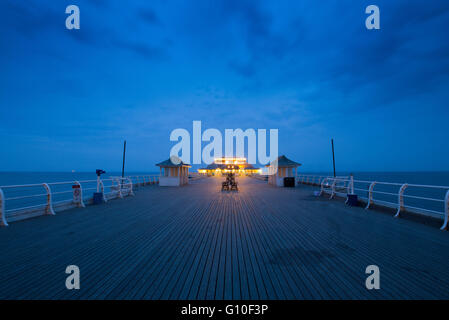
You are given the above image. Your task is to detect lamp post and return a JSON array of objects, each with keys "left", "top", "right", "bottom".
[{"left": 331, "top": 139, "right": 336, "bottom": 177}]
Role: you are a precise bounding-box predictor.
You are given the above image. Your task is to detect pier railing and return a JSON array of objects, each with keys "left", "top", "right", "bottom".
[
  {"left": 0, "top": 175, "right": 159, "bottom": 226},
  {"left": 119, "top": 175, "right": 160, "bottom": 188},
  {"left": 188, "top": 172, "right": 205, "bottom": 181},
  {"left": 296, "top": 174, "right": 449, "bottom": 230}
]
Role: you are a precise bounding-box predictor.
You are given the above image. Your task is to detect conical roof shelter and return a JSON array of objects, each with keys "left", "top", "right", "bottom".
[
  {"left": 156, "top": 157, "right": 191, "bottom": 168},
  {"left": 267, "top": 155, "right": 301, "bottom": 187},
  {"left": 268, "top": 155, "right": 301, "bottom": 168},
  {"left": 156, "top": 156, "right": 190, "bottom": 186}
]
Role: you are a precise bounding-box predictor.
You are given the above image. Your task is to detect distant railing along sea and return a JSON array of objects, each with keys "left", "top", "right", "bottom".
[
  {"left": 0, "top": 175, "right": 160, "bottom": 226},
  {"left": 295, "top": 174, "right": 449, "bottom": 230}
]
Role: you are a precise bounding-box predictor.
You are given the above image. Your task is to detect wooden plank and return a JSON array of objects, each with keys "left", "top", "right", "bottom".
[{"left": 1, "top": 177, "right": 449, "bottom": 299}]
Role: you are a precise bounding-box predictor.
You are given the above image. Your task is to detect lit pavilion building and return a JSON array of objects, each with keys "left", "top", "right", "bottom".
[{"left": 198, "top": 157, "right": 260, "bottom": 176}]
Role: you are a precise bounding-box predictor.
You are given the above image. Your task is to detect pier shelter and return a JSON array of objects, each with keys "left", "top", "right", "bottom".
[
  {"left": 198, "top": 157, "right": 260, "bottom": 176},
  {"left": 267, "top": 155, "right": 301, "bottom": 187},
  {"left": 156, "top": 158, "right": 191, "bottom": 187}
]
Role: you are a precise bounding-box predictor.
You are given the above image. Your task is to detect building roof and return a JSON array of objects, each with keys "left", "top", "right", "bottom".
[
  {"left": 203, "top": 163, "right": 238, "bottom": 170},
  {"left": 204, "top": 163, "right": 225, "bottom": 170},
  {"left": 156, "top": 157, "right": 191, "bottom": 167},
  {"left": 267, "top": 155, "right": 301, "bottom": 168},
  {"left": 244, "top": 163, "right": 258, "bottom": 169},
  {"left": 200, "top": 163, "right": 259, "bottom": 170}
]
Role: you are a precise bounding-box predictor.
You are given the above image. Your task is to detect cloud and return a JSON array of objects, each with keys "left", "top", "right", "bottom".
[
  {"left": 228, "top": 60, "right": 256, "bottom": 77},
  {"left": 113, "top": 40, "right": 168, "bottom": 60},
  {"left": 88, "top": 0, "right": 109, "bottom": 9},
  {"left": 138, "top": 8, "right": 161, "bottom": 26},
  {"left": 0, "top": 0, "right": 60, "bottom": 38},
  {"left": 218, "top": 0, "right": 449, "bottom": 114},
  {"left": 2, "top": 0, "right": 449, "bottom": 171}
]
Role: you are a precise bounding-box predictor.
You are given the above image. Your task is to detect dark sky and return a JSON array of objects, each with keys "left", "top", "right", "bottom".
[{"left": 1, "top": 0, "right": 449, "bottom": 172}]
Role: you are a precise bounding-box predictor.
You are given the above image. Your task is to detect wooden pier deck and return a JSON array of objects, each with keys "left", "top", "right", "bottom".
[{"left": 1, "top": 177, "right": 449, "bottom": 300}]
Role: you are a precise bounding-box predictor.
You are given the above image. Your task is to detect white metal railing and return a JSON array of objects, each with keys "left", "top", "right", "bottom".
[
  {"left": 0, "top": 175, "right": 158, "bottom": 226},
  {"left": 296, "top": 174, "right": 449, "bottom": 231},
  {"left": 252, "top": 174, "right": 269, "bottom": 181},
  {"left": 188, "top": 172, "right": 205, "bottom": 181},
  {"left": 319, "top": 176, "right": 351, "bottom": 199},
  {"left": 295, "top": 174, "right": 346, "bottom": 187},
  {"left": 125, "top": 175, "right": 159, "bottom": 188}
]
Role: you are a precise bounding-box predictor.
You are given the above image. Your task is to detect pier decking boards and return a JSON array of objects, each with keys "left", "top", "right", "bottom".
[{"left": 1, "top": 177, "right": 449, "bottom": 299}]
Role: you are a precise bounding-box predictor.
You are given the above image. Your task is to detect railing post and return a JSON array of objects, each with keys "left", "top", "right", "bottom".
[
  {"left": 127, "top": 178, "right": 135, "bottom": 196},
  {"left": 73, "top": 181, "right": 85, "bottom": 208},
  {"left": 440, "top": 190, "right": 449, "bottom": 231},
  {"left": 116, "top": 178, "right": 123, "bottom": 198},
  {"left": 330, "top": 178, "right": 337, "bottom": 199},
  {"left": 319, "top": 178, "right": 326, "bottom": 196},
  {"left": 43, "top": 183, "right": 56, "bottom": 216},
  {"left": 99, "top": 179, "right": 107, "bottom": 203},
  {"left": 0, "top": 188, "right": 8, "bottom": 226},
  {"left": 365, "top": 181, "right": 377, "bottom": 209},
  {"left": 346, "top": 175, "right": 354, "bottom": 194},
  {"left": 394, "top": 183, "right": 408, "bottom": 218}
]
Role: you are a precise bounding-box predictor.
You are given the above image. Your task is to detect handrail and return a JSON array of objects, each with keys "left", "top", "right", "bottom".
[
  {"left": 0, "top": 174, "right": 157, "bottom": 226},
  {"left": 365, "top": 181, "right": 377, "bottom": 209},
  {"left": 394, "top": 183, "right": 408, "bottom": 218},
  {"left": 99, "top": 179, "right": 107, "bottom": 203},
  {"left": 297, "top": 174, "right": 449, "bottom": 230},
  {"left": 442, "top": 190, "right": 449, "bottom": 231},
  {"left": 330, "top": 178, "right": 337, "bottom": 199}
]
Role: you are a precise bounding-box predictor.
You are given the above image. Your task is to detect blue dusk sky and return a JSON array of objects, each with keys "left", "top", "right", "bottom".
[{"left": 1, "top": 0, "right": 449, "bottom": 172}]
